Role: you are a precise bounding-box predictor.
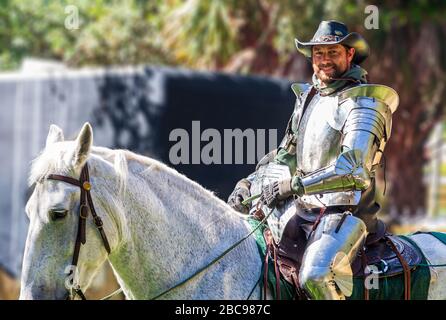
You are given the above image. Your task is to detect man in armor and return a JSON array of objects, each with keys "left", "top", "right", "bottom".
[{"left": 227, "top": 20, "right": 399, "bottom": 299}]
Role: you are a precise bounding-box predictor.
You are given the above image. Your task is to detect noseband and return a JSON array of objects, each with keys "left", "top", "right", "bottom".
[{"left": 47, "top": 163, "right": 111, "bottom": 300}]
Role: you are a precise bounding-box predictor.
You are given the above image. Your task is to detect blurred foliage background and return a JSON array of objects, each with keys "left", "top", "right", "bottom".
[
  {"left": 1, "top": 0, "right": 446, "bottom": 220},
  {"left": 2, "top": 0, "right": 446, "bottom": 300}
]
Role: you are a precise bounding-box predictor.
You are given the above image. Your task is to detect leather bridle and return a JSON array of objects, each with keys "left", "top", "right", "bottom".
[
  {"left": 45, "top": 162, "right": 271, "bottom": 300},
  {"left": 47, "top": 162, "right": 111, "bottom": 300}
]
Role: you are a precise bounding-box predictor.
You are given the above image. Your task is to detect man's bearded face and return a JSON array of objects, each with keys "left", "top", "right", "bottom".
[{"left": 312, "top": 44, "right": 355, "bottom": 85}]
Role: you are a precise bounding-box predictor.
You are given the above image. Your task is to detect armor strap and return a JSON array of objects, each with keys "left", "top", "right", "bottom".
[
  {"left": 279, "top": 111, "right": 296, "bottom": 152},
  {"left": 295, "top": 86, "right": 317, "bottom": 133},
  {"left": 282, "top": 86, "right": 317, "bottom": 155}
]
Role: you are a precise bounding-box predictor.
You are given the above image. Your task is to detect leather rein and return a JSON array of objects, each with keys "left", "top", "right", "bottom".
[{"left": 47, "top": 163, "right": 113, "bottom": 300}]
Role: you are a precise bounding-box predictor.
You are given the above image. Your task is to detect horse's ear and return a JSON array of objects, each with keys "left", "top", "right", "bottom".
[
  {"left": 45, "top": 124, "right": 64, "bottom": 148},
  {"left": 72, "top": 122, "right": 93, "bottom": 168}
]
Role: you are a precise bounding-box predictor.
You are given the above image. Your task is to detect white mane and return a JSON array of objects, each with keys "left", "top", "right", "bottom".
[
  {"left": 29, "top": 142, "right": 236, "bottom": 222},
  {"left": 29, "top": 141, "right": 76, "bottom": 186},
  {"left": 29, "top": 141, "right": 242, "bottom": 245}
]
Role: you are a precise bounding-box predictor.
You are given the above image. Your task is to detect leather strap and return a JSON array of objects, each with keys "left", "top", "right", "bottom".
[
  {"left": 311, "top": 207, "right": 327, "bottom": 233},
  {"left": 295, "top": 86, "right": 317, "bottom": 133},
  {"left": 46, "top": 174, "right": 81, "bottom": 187},
  {"left": 335, "top": 211, "right": 349, "bottom": 233},
  {"left": 282, "top": 86, "right": 317, "bottom": 155},
  {"left": 263, "top": 234, "right": 270, "bottom": 300},
  {"left": 84, "top": 170, "right": 111, "bottom": 253},
  {"left": 47, "top": 163, "right": 111, "bottom": 300},
  {"left": 74, "top": 286, "right": 87, "bottom": 300},
  {"left": 48, "top": 164, "right": 111, "bottom": 255},
  {"left": 385, "top": 236, "right": 411, "bottom": 300},
  {"left": 263, "top": 229, "right": 282, "bottom": 300},
  {"left": 360, "top": 247, "right": 369, "bottom": 300},
  {"left": 272, "top": 242, "right": 281, "bottom": 300},
  {"left": 277, "top": 258, "right": 307, "bottom": 300}
]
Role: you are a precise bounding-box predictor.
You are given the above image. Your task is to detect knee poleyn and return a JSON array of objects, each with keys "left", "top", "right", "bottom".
[{"left": 299, "top": 266, "right": 342, "bottom": 300}]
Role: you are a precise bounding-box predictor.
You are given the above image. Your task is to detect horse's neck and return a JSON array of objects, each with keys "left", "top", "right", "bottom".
[{"left": 104, "top": 156, "right": 259, "bottom": 299}]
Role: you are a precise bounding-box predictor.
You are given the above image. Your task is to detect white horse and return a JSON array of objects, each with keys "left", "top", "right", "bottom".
[{"left": 20, "top": 123, "right": 446, "bottom": 299}]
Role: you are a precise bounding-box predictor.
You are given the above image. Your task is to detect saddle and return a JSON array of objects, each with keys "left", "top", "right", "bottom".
[
  {"left": 266, "top": 216, "right": 423, "bottom": 300},
  {"left": 351, "top": 234, "right": 422, "bottom": 277}
]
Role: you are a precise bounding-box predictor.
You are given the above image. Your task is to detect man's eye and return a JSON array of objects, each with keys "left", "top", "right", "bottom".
[{"left": 49, "top": 209, "right": 68, "bottom": 221}]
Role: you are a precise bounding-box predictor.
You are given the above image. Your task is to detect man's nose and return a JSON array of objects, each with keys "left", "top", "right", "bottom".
[{"left": 321, "top": 52, "right": 331, "bottom": 62}]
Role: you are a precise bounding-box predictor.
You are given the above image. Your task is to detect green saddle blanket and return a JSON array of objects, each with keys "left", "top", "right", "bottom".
[
  {"left": 248, "top": 218, "right": 296, "bottom": 300},
  {"left": 348, "top": 234, "right": 431, "bottom": 300},
  {"left": 249, "top": 218, "right": 440, "bottom": 300}
]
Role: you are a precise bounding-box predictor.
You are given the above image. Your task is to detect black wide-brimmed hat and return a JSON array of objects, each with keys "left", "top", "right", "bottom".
[{"left": 295, "top": 20, "right": 369, "bottom": 64}]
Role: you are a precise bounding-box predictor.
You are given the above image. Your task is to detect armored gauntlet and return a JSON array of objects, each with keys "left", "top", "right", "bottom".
[
  {"left": 262, "top": 176, "right": 304, "bottom": 208},
  {"left": 228, "top": 178, "right": 251, "bottom": 214}
]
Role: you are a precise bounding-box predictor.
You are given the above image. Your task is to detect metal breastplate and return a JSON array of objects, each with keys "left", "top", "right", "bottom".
[
  {"left": 295, "top": 93, "right": 361, "bottom": 209},
  {"left": 296, "top": 94, "right": 341, "bottom": 173}
]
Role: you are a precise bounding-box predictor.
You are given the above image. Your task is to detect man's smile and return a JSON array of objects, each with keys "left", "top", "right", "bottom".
[{"left": 320, "top": 65, "right": 335, "bottom": 72}]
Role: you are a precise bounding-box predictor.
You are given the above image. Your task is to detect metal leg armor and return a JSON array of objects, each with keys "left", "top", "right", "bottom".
[{"left": 299, "top": 212, "right": 368, "bottom": 300}]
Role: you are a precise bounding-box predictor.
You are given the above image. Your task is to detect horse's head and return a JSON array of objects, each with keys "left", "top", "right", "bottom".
[{"left": 20, "top": 123, "right": 112, "bottom": 299}]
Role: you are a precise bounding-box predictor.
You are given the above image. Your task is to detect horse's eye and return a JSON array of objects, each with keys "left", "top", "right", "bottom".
[{"left": 50, "top": 209, "right": 68, "bottom": 221}]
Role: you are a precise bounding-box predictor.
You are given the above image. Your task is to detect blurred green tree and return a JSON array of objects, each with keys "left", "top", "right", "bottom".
[
  {"left": 0, "top": 0, "right": 174, "bottom": 69},
  {"left": 1, "top": 0, "right": 445, "bottom": 219}
]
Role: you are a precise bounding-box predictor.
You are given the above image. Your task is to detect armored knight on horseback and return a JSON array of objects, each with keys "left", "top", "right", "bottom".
[{"left": 228, "top": 20, "right": 399, "bottom": 299}]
